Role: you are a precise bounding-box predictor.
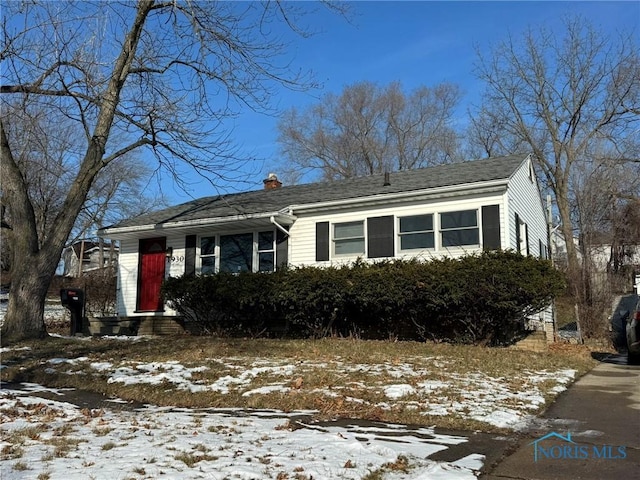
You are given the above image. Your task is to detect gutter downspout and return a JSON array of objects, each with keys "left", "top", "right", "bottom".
[{"left": 270, "top": 216, "right": 290, "bottom": 236}]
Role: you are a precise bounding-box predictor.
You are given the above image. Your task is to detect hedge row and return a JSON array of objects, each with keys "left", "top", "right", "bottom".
[{"left": 161, "top": 251, "right": 565, "bottom": 345}]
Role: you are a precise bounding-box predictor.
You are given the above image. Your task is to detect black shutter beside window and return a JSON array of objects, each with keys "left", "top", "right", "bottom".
[
  {"left": 276, "top": 228, "right": 289, "bottom": 267},
  {"left": 515, "top": 213, "right": 521, "bottom": 253},
  {"left": 481, "top": 205, "right": 501, "bottom": 251},
  {"left": 184, "top": 235, "right": 197, "bottom": 276},
  {"left": 316, "top": 222, "right": 329, "bottom": 261},
  {"left": 367, "top": 215, "right": 394, "bottom": 258}
]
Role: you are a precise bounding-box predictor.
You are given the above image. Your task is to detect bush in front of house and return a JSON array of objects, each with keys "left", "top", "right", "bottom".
[
  {"left": 161, "top": 271, "right": 279, "bottom": 336},
  {"left": 162, "top": 251, "right": 565, "bottom": 345}
]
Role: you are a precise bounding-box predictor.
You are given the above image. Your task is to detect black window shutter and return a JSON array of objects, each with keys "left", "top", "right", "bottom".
[
  {"left": 367, "top": 215, "right": 394, "bottom": 258},
  {"left": 515, "top": 213, "right": 521, "bottom": 253},
  {"left": 525, "top": 223, "right": 530, "bottom": 256},
  {"left": 276, "top": 228, "right": 289, "bottom": 267},
  {"left": 481, "top": 205, "right": 501, "bottom": 251},
  {"left": 184, "top": 235, "right": 197, "bottom": 276},
  {"left": 316, "top": 222, "right": 329, "bottom": 261}
]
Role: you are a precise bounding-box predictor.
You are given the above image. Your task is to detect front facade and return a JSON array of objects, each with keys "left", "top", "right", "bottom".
[{"left": 99, "top": 154, "right": 550, "bottom": 327}]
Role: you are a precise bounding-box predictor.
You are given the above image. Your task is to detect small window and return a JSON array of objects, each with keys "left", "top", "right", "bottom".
[
  {"left": 258, "top": 231, "right": 275, "bottom": 272},
  {"left": 200, "top": 236, "right": 216, "bottom": 275},
  {"left": 516, "top": 215, "right": 529, "bottom": 255},
  {"left": 440, "top": 210, "right": 479, "bottom": 247},
  {"left": 220, "top": 233, "right": 253, "bottom": 273},
  {"left": 399, "top": 215, "right": 434, "bottom": 250},
  {"left": 334, "top": 221, "right": 365, "bottom": 255}
]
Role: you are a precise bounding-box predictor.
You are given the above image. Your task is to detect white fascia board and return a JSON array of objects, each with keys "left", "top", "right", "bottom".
[
  {"left": 100, "top": 211, "right": 297, "bottom": 239},
  {"left": 289, "top": 180, "right": 509, "bottom": 214}
]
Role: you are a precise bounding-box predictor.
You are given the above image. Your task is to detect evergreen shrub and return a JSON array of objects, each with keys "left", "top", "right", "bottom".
[{"left": 161, "top": 250, "right": 565, "bottom": 345}]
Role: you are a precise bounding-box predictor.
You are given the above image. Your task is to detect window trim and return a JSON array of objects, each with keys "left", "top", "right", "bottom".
[
  {"left": 439, "top": 209, "right": 480, "bottom": 248},
  {"left": 199, "top": 235, "right": 217, "bottom": 275},
  {"left": 257, "top": 230, "right": 276, "bottom": 272},
  {"left": 333, "top": 220, "right": 366, "bottom": 256},
  {"left": 398, "top": 214, "right": 435, "bottom": 252},
  {"left": 197, "top": 230, "right": 277, "bottom": 274}
]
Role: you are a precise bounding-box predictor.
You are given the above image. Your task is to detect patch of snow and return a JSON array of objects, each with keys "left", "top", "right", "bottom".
[
  {"left": 385, "top": 384, "right": 416, "bottom": 399},
  {"left": 242, "top": 384, "right": 291, "bottom": 396}
]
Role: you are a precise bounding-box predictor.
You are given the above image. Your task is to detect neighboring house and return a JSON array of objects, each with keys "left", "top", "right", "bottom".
[
  {"left": 587, "top": 239, "right": 640, "bottom": 272},
  {"left": 98, "top": 153, "right": 552, "bottom": 335},
  {"left": 62, "top": 240, "right": 119, "bottom": 277},
  {"left": 551, "top": 229, "right": 639, "bottom": 293}
]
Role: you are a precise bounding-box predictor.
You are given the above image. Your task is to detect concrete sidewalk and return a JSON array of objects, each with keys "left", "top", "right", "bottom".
[{"left": 483, "top": 353, "right": 640, "bottom": 479}]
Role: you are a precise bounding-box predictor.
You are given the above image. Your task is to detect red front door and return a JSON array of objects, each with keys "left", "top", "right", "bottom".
[{"left": 137, "top": 238, "right": 166, "bottom": 311}]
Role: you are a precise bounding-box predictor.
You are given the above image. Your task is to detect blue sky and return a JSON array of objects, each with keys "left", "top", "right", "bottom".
[{"left": 162, "top": 1, "right": 639, "bottom": 203}]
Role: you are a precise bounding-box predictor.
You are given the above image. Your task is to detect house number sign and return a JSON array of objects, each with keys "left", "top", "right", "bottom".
[{"left": 167, "top": 255, "right": 185, "bottom": 265}]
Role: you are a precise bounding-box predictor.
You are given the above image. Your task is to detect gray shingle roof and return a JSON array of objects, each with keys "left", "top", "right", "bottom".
[{"left": 105, "top": 154, "right": 527, "bottom": 230}]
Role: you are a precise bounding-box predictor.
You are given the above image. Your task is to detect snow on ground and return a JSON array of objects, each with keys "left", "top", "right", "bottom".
[
  {"left": 0, "top": 340, "right": 578, "bottom": 479},
  {"left": 0, "top": 386, "right": 483, "bottom": 480},
  {"left": 40, "top": 352, "right": 575, "bottom": 430}
]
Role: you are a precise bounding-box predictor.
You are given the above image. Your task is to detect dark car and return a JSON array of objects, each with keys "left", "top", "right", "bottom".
[{"left": 627, "top": 298, "right": 640, "bottom": 365}]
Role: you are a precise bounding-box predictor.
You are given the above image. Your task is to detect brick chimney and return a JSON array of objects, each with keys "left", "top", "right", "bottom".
[{"left": 263, "top": 173, "right": 282, "bottom": 190}]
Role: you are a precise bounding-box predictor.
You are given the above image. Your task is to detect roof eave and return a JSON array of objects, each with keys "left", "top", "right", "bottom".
[
  {"left": 290, "top": 179, "right": 510, "bottom": 214},
  {"left": 99, "top": 211, "right": 296, "bottom": 239}
]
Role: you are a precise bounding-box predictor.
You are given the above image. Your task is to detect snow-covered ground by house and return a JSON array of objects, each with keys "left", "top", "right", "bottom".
[
  {"left": 39, "top": 346, "right": 576, "bottom": 430},
  {"left": 1, "top": 383, "right": 483, "bottom": 480},
  {"left": 0, "top": 340, "right": 579, "bottom": 479}
]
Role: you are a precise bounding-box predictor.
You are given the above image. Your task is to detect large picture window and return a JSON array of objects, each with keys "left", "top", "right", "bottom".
[
  {"left": 334, "top": 221, "right": 365, "bottom": 255},
  {"left": 199, "top": 231, "right": 277, "bottom": 274},
  {"left": 220, "top": 233, "right": 253, "bottom": 273},
  {"left": 440, "top": 210, "right": 479, "bottom": 247},
  {"left": 399, "top": 215, "right": 434, "bottom": 250}
]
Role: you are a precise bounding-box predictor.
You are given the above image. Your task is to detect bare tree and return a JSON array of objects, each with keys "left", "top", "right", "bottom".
[
  {"left": 1, "top": 101, "right": 163, "bottom": 266},
  {"left": 472, "top": 16, "right": 640, "bottom": 314},
  {"left": 1, "top": 0, "right": 346, "bottom": 342},
  {"left": 570, "top": 157, "right": 640, "bottom": 335},
  {"left": 277, "top": 81, "right": 462, "bottom": 181}
]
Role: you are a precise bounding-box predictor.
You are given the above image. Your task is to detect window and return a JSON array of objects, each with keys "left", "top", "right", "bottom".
[
  {"left": 334, "top": 221, "right": 365, "bottom": 255},
  {"left": 220, "top": 233, "right": 253, "bottom": 273},
  {"left": 440, "top": 210, "right": 479, "bottom": 247},
  {"left": 200, "top": 236, "right": 216, "bottom": 274},
  {"left": 199, "top": 231, "right": 278, "bottom": 274},
  {"left": 399, "top": 215, "right": 434, "bottom": 250},
  {"left": 515, "top": 213, "right": 529, "bottom": 255},
  {"left": 258, "top": 231, "right": 275, "bottom": 272}
]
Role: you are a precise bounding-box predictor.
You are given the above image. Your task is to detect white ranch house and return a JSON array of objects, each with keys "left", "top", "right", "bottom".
[{"left": 99, "top": 153, "right": 553, "bottom": 336}]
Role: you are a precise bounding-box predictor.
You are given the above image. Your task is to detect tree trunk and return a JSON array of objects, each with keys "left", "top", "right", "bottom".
[
  {"left": 556, "top": 186, "right": 582, "bottom": 296},
  {"left": 2, "top": 252, "right": 56, "bottom": 342}
]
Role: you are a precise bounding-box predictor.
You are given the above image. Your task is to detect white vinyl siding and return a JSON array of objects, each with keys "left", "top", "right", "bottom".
[
  {"left": 506, "top": 157, "right": 548, "bottom": 257},
  {"left": 289, "top": 194, "right": 507, "bottom": 265}
]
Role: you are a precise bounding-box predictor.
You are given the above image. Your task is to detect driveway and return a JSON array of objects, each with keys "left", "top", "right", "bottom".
[{"left": 483, "top": 353, "right": 640, "bottom": 479}]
